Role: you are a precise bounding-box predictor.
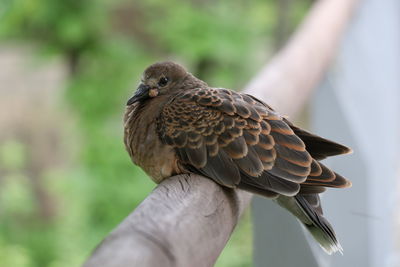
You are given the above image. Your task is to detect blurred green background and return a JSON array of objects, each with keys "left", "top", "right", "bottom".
[{"left": 0, "top": 0, "right": 310, "bottom": 266}]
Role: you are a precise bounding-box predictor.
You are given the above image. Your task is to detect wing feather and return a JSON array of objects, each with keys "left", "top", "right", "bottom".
[{"left": 157, "top": 87, "right": 351, "bottom": 198}]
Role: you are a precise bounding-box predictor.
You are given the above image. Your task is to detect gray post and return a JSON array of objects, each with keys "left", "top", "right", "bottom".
[{"left": 253, "top": 0, "right": 400, "bottom": 266}]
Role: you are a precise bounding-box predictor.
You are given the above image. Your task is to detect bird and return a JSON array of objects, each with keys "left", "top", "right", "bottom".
[{"left": 124, "top": 61, "right": 352, "bottom": 254}]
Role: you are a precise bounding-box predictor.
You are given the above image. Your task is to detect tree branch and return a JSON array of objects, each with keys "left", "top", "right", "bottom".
[{"left": 84, "top": 0, "right": 360, "bottom": 266}]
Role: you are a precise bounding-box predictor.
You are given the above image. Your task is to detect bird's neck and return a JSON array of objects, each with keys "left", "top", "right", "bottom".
[{"left": 180, "top": 73, "right": 207, "bottom": 90}]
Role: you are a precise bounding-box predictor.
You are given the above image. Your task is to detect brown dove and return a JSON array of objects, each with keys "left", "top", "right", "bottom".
[{"left": 124, "top": 61, "right": 352, "bottom": 254}]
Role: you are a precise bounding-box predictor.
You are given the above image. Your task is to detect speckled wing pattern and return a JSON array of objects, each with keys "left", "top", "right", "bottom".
[{"left": 156, "top": 87, "right": 351, "bottom": 198}]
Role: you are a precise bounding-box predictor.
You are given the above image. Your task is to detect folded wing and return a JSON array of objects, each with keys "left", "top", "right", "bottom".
[{"left": 157, "top": 87, "right": 351, "bottom": 197}]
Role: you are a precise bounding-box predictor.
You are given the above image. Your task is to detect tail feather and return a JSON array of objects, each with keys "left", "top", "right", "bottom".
[
  {"left": 294, "top": 195, "right": 342, "bottom": 254},
  {"left": 276, "top": 194, "right": 343, "bottom": 254}
]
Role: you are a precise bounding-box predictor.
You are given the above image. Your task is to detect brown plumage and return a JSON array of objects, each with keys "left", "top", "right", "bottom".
[{"left": 124, "top": 61, "right": 352, "bottom": 254}]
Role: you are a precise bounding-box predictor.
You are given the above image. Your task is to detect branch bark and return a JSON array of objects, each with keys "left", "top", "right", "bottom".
[{"left": 84, "top": 0, "right": 360, "bottom": 266}]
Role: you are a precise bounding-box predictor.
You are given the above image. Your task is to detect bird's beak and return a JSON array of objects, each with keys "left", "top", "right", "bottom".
[{"left": 127, "top": 83, "right": 151, "bottom": 105}]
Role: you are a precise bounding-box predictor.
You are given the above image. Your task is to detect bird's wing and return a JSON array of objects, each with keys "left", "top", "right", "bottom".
[
  {"left": 283, "top": 119, "right": 352, "bottom": 160},
  {"left": 248, "top": 94, "right": 352, "bottom": 160},
  {"left": 157, "top": 87, "right": 350, "bottom": 197}
]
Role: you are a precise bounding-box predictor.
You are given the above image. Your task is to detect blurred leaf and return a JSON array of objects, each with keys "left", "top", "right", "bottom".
[
  {"left": 0, "top": 174, "right": 34, "bottom": 216},
  {"left": 0, "top": 241, "right": 32, "bottom": 267},
  {"left": 0, "top": 140, "right": 27, "bottom": 171}
]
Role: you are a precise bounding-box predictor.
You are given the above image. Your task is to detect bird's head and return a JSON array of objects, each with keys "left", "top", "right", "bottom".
[{"left": 127, "top": 61, "right": 192, "bottom": 105}]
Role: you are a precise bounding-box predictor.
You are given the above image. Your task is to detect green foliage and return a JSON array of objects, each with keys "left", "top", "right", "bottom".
[
  {"left": 0, "top": 240, "right": 32, "bottom": 267},
  {"left": 0, "top": 0, "right": 104, "bottom": 54},
  {"left": 0, "top": 140, "right": 27, "bottom": 170},
  {"left": 141, "top": 0, "right": 276, "bottom": 88},
  {"left": 0, "top": 0, "right": 308, "bottom": 266}
]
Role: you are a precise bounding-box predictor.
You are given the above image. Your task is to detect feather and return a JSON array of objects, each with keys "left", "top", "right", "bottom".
[
  {"left": 299, "top": 185, "right": 326, "bottom": 194},
  {"left": 275, "top": 144, "right": 312, "bottom": 165},
  {"left": 271, "top": 131, "right": 305, "bottom": 151},
  {"left": 310, "top": 159, "right": 323, "bottom": 176},
  {"left": 185, "top": 144, "right": 207, "bottom": 168},
  {"left": 253, "top": 145, "right": 276, "bottom": 163},
  {"left": 293, "top": 195, "right": 343, "bottom": 254},
  {"left": 233, "top": 146, "right": 264, "bottom": 176},
  {"left": 238, "top": 180, "right": 279, "bottom": 198},
  {"left": 261, "top": 173, "right": 300, "bottom": 196},
  {"left": 258, "top": 134, "right": 274, "bottom": 150},
  {"left": 273, "top": 157, "right": 311, "bottom": 177},
  {"left": 233, "top": 100, "right": 251, "bottom": 118},
  {"left": 199, "top": 150, "right": 241, "bottom": 187},
  {"left": 307, "top": 162, "right": 335, "bottom": 182},
  {"left": 269, "top": 119, "right": 295, "bottom": 135},
  {"left": 220, "top": 99, "right": 236, "bottom": 115},
  {"left": 207, "top": 142, "right": 219, "bottom": 157},
  {"left": 288, "top": 123, "right": 352, "bottom": 160},
  {"left": 304, "top": 172, "right": 351, "bottom": 188},
  {"left": 243, "top": 130, "right": 259, "bottom": 145},
  {"left": 173, "top": 132, "right": 187, "bottom": 147},
  {"left": 223, "top": 136, "right": 248, "bottom": 159}
]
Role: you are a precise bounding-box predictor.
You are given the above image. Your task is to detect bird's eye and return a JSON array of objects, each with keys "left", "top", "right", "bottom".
[{"left": 158, "top": 77, "right": 169, "bottom": 87}]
